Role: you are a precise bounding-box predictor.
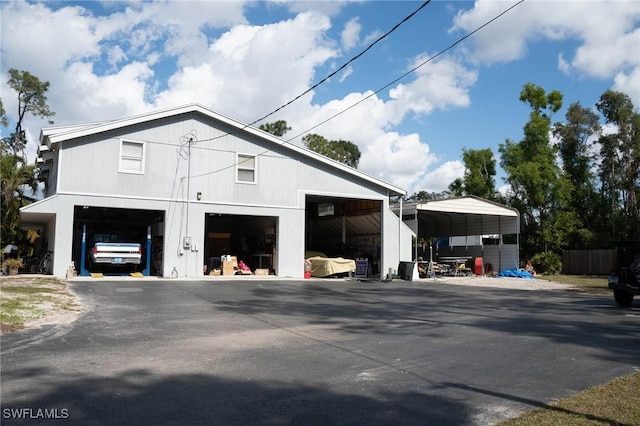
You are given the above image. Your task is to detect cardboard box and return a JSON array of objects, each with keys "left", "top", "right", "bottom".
[
  {"left": 209, "top": 269, "right": 221, "bottom": 276},
  {"left": 255, "top": 268, "right": 269, "bottom": 275},
  {"left": 222, "top": 261, "right": 235, "bottom": 276}
]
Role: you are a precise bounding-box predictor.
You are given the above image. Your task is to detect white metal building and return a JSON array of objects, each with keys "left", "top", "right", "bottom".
[
  {"left": 400, "top": 196, "right": 521, "bottom": 271},
  {"left": 20, "top": 104, "right": 414, "bottom": 279}
]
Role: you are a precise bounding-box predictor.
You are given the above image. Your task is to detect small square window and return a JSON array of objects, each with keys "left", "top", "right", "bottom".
[
  {"left": 237, "top": 154, "right": 256, "bottom": 183},
  {"left": 119, "top": 140, "right": 145, "bottom": 174}
]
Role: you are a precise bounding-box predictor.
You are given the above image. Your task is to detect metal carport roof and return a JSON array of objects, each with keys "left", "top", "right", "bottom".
[{"left": 401, "top": 196, "right": 520, "bottom": 238}]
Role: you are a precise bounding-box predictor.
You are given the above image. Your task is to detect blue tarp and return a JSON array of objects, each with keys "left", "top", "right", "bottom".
[{"left": 496, "top": 269, "right": 534, "bottom": 279}]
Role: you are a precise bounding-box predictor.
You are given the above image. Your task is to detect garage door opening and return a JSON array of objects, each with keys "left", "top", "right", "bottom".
[
  {"left": 305, "top": 196, "right": 382, "bottom": 277},
  {"left": 73, "top": 206, "right": 165, "bottom": 276},
  {"left": 204, "top": 214, "right": 277, "bottom": 275}
]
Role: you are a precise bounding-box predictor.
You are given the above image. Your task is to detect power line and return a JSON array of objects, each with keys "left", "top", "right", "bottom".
[
  {"left": 284, "top": 0, "right": 527, "bottom": 142},
  {"left": 193, "top": 0, "right": 433, "bottom": 145},
  {"left": 186, "top": 0, "right": 526, "bottom": 180},
  {"left": 249, "top": 0, "right": 433, "bottom": 127}
]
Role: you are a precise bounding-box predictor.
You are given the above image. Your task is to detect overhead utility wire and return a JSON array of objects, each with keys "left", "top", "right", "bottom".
[
  {"left": 193, "top": 0, "right": 432, "bottom": 144},
  {"left": 284, "top": 0, "right": 526, "bottom": 142},
  {"left": 188, "top": 0, "right": 525, "bottom": 180},
  {"left": 248, "top": 0, "right": 432, "bottom": 127}
]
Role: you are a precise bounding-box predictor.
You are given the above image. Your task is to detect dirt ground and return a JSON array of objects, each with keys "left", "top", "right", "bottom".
[
  {"left": 433, "top": 274, "right": 576, "bottom": 290},
  {"left": 0, "top": 275, "right": 83, "bottom": 334}
]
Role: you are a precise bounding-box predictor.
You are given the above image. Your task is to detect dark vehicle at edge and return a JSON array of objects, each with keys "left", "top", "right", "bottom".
[{"left": 608, "top": 240, "right": 640, "bottom": 306}]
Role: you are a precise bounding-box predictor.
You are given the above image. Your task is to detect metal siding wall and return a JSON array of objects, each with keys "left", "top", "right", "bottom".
[
  {"left": 499, "top": 245, "right": 519, "bottom": 270},
  {"left": 383, "top": 204, "right": 401, "bottom": 274},
  {"left": 43, "top": 149, "right": 60, "bottom": 195},
  {"left": 298, "top": 165, "right": 378, "bottom": 197},
  {"left": 160, "top": 201, "right": 305, "bottom": 278},
  {"left": 59, "top": 136, "right": 117, "bottom": 194},
  {"left": 44, "top": 113, "right": 403, "bottom": 278},
  {"left": 57, "top": 114, "right": 389, "bottom": 208},
  {"left": 50, "top": 200, "right": 74, "bottom": 278},
  {"left": 481, "top": 246, "right": 502, "bottom": 273}
]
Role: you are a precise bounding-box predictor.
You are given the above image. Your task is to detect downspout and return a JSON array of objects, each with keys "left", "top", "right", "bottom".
[
  {"left": 342, "top": 210, "right": 346, "bottom": 245},
  {"left": 399, "top": 196, "right": 403, "bottom": 262},
  {"left": 465, "top": 215, "right": 469, "bottom": 257},
  {"left": 481, "top": 214, "right": 484, "bottom": 266},
  {"left": 499, "top": 216, "right": 502, "bottom": 272},
  {"left": 516, "top": 213, "right": 520, "bottom": 270},
  {"left": 414, "top": 206, "right": 418, "bottom": 261}
]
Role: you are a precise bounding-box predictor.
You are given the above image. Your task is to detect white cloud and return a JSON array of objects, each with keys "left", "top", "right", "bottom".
[
  {"left": 557, "top": 53, "right": 570, "bottom": 75},
  {"left": 613, "top": 65, "right": 640, "bottom": 104},
  {"left": 153, "top": 11, "right": 338, "bottom": 121},
  {"left": 341, "top": 17, "right": 361, "bottom": 50},
  {"left": 450, "top": 0, "right": 533, "bottom": 64},
  {"left": 279, "top": 0, "right": 347, "bottom": 17},
  {"left": 1, "top": 2, "right": 102, "bottom": 73},
  {"left": 280, "top": 90, "right": 440, "bottom": 193},
  {"left": 414, "top": 161, "right": 465, "bottom": 194},
  {"left": 389, "top": 54, "right": 477, "bottom": 117},
  {"left": 107, "top": 45, "right": 127, "bottom": 67},
  {"left": 338, "top": 65, "right": 353, "bottom": 83},
  {"left": 451, "top": 0, "right": 640, "bottom": 105}
]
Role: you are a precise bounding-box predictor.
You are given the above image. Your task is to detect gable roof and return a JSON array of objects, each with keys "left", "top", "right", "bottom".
[
  {"left": 39, "top": 103, "right": 406, "bottom": 196},
  {"left": 401, "top": 196, "right": 520, "bottom": 237},
  {"left": 415, "top": 196, "right": 519, "bottom": 217}
]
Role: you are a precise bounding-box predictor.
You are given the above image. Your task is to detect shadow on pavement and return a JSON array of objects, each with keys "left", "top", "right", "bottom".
[{"left": 2, "top": 367, "right": 469, "bottom": 425}]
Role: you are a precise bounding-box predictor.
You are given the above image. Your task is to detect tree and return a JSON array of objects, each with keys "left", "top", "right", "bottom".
[
  {"left": 447, "top": 148, "right": 496, "bottom": 199},
  {"left": 6, "top": 68, "right": 55, "bottom": 157},
  {"left": 0, "top": 99, "right": 8, "bottom": 128},
  {"left": 302, "top": 133, "right": 361, "bottom": 168},
  {"left": 259, "top": 120, "right": 291, "bottom": 137},
  {"left": 595, "top": 91, "right": 640, "bottom": 240},
  {"left": 499, "top": 83, "right": 568, "bottom": 258},
  {"left": 404, "top": 191, "right": 451, "bottom": 203},
  {"left": 1, "top": 69, "right": 55, "bottom": 250},
  {"left": 259, "top": 121, "right": 361, "bottom": 168},
  {"left": 1, "top": 144, "right": 38, "bottom": 249},
  {"left": 552, "top": 102, "right": 602, "bottom": 248}
]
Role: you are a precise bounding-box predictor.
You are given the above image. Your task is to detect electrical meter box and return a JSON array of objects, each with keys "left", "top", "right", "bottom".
[{"left": 183, "top": 236, "right": 192, "bottom": 249}]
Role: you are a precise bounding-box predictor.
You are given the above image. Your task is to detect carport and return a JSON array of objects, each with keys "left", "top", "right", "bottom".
[{"left": 400, "top": 196, "right": 520, "bottom": 272}]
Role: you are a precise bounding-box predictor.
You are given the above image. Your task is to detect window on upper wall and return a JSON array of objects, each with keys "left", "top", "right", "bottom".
[
  {"left": 119, "top": 140, "right": 145, "bottom": 174},
  {"left": 236, "top": 153, "right": 256, "bottom": 183}
]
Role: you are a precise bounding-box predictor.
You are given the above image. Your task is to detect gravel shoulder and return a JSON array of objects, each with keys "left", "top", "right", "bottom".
[{"left": 430, "top": 275, "right": 576, "bottom": 290}]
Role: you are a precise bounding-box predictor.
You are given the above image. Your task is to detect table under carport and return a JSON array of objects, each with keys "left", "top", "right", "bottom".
[{"left": 400, "top": 196, "right": 520, "bottom": 275}]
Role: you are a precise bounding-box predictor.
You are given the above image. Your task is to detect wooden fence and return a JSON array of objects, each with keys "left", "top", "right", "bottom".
[{"left": 562, "top": 249, "right": 616, "bottom": 275}]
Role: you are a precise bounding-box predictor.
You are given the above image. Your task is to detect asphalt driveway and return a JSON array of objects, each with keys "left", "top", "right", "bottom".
[{"left": 2, "top": 278, "right": 639, "bottom": 425}]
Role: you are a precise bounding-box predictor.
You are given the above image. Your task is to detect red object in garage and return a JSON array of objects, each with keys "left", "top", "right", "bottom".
[
  {"left": 304, "top": 259, "right": 312, "bottom": 279},
  {"left": 474, "top": 257, "right": 484, "bottom": 275}
]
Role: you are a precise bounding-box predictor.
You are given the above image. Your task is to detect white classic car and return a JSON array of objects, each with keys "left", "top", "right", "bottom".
[{"left": 90, "top": 234, "right": 142, "bottom": 266}]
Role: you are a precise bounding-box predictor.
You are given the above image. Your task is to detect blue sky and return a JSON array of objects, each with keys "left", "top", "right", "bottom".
[{"left": 1, "top": 0, "right": 639, "bottom": 194}]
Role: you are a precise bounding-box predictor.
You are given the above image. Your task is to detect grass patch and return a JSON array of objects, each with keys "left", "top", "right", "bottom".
[
  {"left": 1, "top": 286, "right": 57, "bottom": 294},
  {"left": 0, "top": 276, "right": 81, "bottom": 329},
  {"left": 0, "top": 298, "right": 46, "bottom": 324},
  {"left": 536, "top": 274, "right": 609, "bottom": 294},
  {"left": 496, "top": 371, "right": 640, "bottom": 425}
]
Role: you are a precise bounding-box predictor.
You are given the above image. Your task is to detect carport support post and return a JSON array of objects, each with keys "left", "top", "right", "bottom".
[
  {"left": 80, "top": 223, "right": 90, "bottom": 276},
  {"left": 142, "top": 225, "right": 151, "bottom": 276}
]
